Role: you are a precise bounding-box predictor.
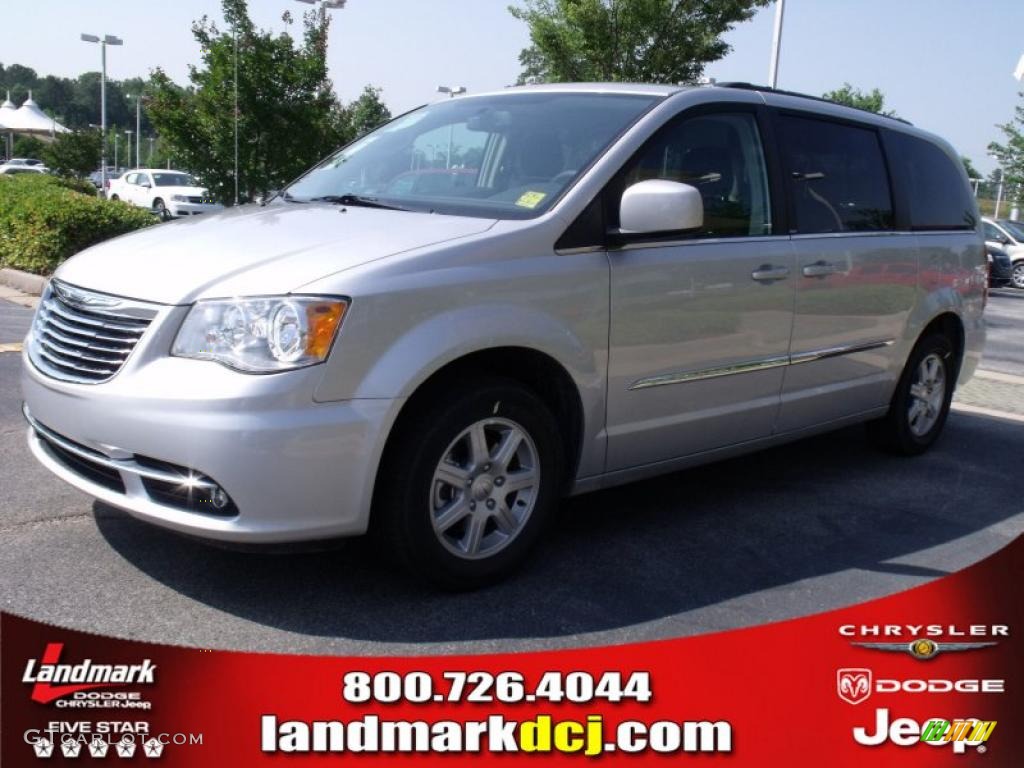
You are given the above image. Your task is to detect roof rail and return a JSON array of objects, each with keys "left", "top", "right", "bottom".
[{"left": 713, "top": 82, "right": 913, "bottom": 125}]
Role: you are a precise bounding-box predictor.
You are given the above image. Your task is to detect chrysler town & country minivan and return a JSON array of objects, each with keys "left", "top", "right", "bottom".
[{"left": 21, "top": 83, "right": 986, "bottom": 586}]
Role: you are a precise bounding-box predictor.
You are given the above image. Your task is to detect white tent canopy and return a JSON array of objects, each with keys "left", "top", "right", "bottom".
[
  {"left": 0, "top": 92, "right": 16, "bottom": 131},
  {"left": 3, "top": 91, "right": 70, "bottom": 135}
]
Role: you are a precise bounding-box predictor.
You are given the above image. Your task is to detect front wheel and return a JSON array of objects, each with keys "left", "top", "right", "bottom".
[
  {"left": 375, "top": 378, "right": 563, "bottom": 589},
  {"left": 866, "top": 333, "right": 955, "bottom": 455},
  {"left": 1012, "top": 261, "right": 1024, "bottom": 290},
  {"left": 153, "top": 198, "right": 171, "bottom": 221}
]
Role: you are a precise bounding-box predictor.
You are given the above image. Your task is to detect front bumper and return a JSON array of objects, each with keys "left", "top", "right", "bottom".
[
  {"left": 168, "top": 201, "right": 224, "bottom": 217},
  {"left": 21, "top": 340, "right": 400, "bottom": 543}
]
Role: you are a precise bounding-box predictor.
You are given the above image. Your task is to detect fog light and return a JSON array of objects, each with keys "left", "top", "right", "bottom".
[{"left": 210, "top": 487, "right": 230, "bottom": 510}]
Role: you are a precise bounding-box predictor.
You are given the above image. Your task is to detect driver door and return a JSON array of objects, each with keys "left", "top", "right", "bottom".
[{"left": 605, "top": 106, "right": 796, "bottom": 471}]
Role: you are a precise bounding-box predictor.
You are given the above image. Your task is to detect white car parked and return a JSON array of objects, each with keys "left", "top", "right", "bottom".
[{"left": 107, "top": 169, "right": 223, "bottom": 220}]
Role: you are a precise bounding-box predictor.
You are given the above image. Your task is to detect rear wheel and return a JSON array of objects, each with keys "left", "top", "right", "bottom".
[
  {"left": 867, "top": 333, "right": 955, "bottom": 455},
  {"left": 109, "top": 194, "right": 119, "bottom": 201},
  {"left": 1012, "top": 261, "right": 1024, "bottom": 290},
  {"left": 375, "top": 378, "right": 563, "bottom": 589}
]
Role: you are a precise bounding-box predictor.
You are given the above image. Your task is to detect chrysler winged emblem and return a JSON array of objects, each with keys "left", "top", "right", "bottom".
[
  {"left": 51, "top": 280, "right": 121, "bottom": 310},
  {"left": 837, "top": 668, "right": 872, "bottom": 705},
  {"left": 851, "top": 638, "right": 997, "bottom": 660}
]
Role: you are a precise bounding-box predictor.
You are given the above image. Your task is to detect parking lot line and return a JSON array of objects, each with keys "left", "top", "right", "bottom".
[
  {"left": 0, "top": 343, "right": 23, "bottom": 354},
  {"left": 951, "top": 401, "right": 1024, "bottom": 425}
]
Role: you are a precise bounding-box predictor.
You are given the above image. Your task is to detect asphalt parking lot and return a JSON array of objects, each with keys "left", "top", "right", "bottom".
[{"left": 1, "top": 289, "right": 1023, "bottom": 655}]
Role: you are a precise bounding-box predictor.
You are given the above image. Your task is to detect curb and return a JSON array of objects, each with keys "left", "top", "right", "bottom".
[{"left": 0, "top": 268, "right": 48, "bottom": 296}]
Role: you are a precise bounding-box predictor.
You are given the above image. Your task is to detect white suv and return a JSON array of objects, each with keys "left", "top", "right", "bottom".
[{"left": 108, "top": 169, "right": 223, "bottom": 220}]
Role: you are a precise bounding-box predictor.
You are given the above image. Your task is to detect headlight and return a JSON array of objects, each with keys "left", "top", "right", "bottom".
[
  {"left": 171, "top": 296, "right": 348, "bottom": 372},
  {"left": 171, "top": 194, "right": 189, "bottom": 202}
]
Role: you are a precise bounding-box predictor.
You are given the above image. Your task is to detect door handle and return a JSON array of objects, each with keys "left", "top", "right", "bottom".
[
  {"left": 802, "top": 261, "right": 842, "bottom": 278},
  {"left": 751, "top": 265, "right": 791, "bottom": 282}
]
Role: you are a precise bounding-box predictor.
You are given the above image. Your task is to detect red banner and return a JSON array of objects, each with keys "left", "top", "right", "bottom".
[{"left": 3, "top": 534, "right": 1021, "bottom": 765}]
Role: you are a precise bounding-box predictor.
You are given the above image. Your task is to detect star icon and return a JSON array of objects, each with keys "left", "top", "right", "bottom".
[
  {"left": 88, "top": 737, "right": 110, "bottom": 758},
  {"left": 33, "top": 737, "right": 54, "bottom": 758},
  {"left": 116, "top": 738, "right": 137, "bottom": 758},
  {"left": 61, "top": 739, "right": 83, "bottom": 758},
  {"left": 143, "top": 738, "right": 165, "bottom": 758}
]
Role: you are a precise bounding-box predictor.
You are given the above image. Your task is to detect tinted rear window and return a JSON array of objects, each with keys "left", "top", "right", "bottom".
[
  {"left": 777, "top": 115, "right": 894, "bottom": 234},
  {"left": 889, "top": 132, "right": 976, "bottom": 230}
]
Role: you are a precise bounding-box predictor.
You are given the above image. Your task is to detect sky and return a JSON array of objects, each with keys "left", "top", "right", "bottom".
[{"left": 3, "top": 0, "right": 1023, "bottom": 175}]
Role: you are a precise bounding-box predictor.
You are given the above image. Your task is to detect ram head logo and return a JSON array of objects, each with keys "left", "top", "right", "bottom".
[{"left": 837, "top": 668, "right": 872, "bottom": 705}]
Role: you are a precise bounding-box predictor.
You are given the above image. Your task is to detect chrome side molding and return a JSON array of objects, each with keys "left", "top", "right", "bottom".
[{"left": 629, "top": 339, "right": 896, "bottom": 391}]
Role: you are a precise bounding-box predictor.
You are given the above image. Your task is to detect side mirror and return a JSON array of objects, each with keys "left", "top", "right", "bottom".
[{"left": 620, "top": 180, "right": 703, "bottom": 234}]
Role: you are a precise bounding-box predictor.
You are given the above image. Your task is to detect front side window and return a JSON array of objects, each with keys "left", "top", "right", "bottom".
[
  {"left": 609, "top": 111, "right": 772, "bottom": 238},
  {"left": 778, "top": 115, "right": 894, "bottom": 234},
  {"left": 282, "top": 92, "right": 660, "bottom": 220}
]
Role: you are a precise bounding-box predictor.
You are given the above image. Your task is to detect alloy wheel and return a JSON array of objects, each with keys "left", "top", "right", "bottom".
[
  {"left": 1013, "top": 262, "right": 1024, "bottom": 290},
  {"left": 429, "top": 418, "right": 540, "bottom": 560},
  {"left": 907, "top": 352, "right": 946, "bottom": 437}
]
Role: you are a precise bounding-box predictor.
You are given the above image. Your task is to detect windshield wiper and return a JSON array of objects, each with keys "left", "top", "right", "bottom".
[{"left": 308, "top": 194, "right": 412, "bottom": 211}]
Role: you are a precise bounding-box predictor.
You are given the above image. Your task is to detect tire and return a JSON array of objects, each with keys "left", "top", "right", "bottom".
[
  {"left": 1012, "top": 261, "right": 1024, "bottom": 290},
  {"left": 375, "top": 377, "right": 563, "bottom": 590},
  {"left": 153, "top": 198, "right": 170, "bottom": 221},
  {"left": 109, "top": 194, "right": 119, "bottom": 201},
  {"left": 866, "top": 333, "right": 956, "bottom": 456}
]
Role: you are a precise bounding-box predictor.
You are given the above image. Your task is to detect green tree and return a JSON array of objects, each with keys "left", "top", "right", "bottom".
[
  {"left": 988, "top": 91, "right": 1024, "bottom": 190},
  {"left": 43, "top": 130, "right": 102, "bottom": 177},
  {"left": 344, "top": 85, "right": 392, "bottom": 138},
  {"left": 145, "top": 0, "right": 353, "bottom": 203},
  {"left": 822, "top": 83, "right": 898, "bottom": 117},
  {"left": 508, "top": 0, "right": 770, "bottom": 85},
  {"left": 961, "top": 156, "right": 980, "bottom": 181},
  {"left": 12, "top": 135, "right": 46, "bottom": 159}
]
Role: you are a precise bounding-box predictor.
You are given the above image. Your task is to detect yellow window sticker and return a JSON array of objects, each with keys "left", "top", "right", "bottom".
[{"left": 516, "top": 191, "right": 547, "bottom": 209}]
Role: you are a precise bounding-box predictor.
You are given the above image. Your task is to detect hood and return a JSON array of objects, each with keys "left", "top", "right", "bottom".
[{"left": 55, "top": 203, "right": 497, "bottom": 304}]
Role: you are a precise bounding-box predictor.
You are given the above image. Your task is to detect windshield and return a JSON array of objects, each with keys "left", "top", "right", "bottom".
[
  {"left": 153, "top": 172, "right": 195, "bottom": 187},
  {"left": 282, "top": 92, "right": 660, "bottom": 219},
  {"left": 997, "top": 220, "right": 1024, "bottom": 242}
]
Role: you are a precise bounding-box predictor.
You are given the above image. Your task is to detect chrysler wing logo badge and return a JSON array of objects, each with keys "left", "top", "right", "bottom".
[
  {"left": 51, "top": 280, "right": 121, "bottom": 310},
  {"left": 851, "top": 638, "right": 997, "bottom": 660},
  {"left": 837, "top": 668, "right": 872, "bottom": 705}
]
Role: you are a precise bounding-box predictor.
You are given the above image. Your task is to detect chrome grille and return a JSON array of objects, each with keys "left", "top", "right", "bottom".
[{"left": 29, "top": 280, "right": 159, "bottom": 384}]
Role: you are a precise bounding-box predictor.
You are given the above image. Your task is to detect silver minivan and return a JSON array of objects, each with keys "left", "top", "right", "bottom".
[{"left": 22, "top": 83, "right": 986, "bottom": 587}]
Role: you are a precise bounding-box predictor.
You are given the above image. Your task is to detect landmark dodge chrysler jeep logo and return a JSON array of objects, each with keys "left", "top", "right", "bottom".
[{"left": 22, "top": 643, "right": 157, "bottom": 704}]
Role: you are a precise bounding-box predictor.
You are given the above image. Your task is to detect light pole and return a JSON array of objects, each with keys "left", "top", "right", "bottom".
[
  {"left": 437, "top": 85, "right": 466, "bottom": 169},
  {"left": 125, "top": 130, "right": 134, "bottom": 170},
  {"left": 80, "top": 33, "right": 123, "bottom": 195},
  {"left": 113, "top": 133, "right": 119, "bottom": 172},
  {"left": 994, "top": 168, "right": 1004, "bottom": 220},
  {"left": 768, "top": 0, "right": 785, "bottom": 88},
  {"left": 129, "top": 93, "right": 142, "bottom": 167},
  {"left": 989, "top": 153, "right": 1005, "bottom": 220}
]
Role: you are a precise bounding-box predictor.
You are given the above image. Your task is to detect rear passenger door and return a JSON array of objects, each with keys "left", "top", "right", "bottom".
[{"left": 774, "top": 113, "right": 916, "bottom": 432}]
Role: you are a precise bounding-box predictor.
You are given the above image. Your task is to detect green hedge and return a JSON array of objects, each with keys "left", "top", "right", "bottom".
[{"left": 0, "top": 174, "right": 157, "bottom": 275}]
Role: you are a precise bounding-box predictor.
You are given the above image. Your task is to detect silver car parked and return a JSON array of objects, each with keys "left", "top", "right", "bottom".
[{"left": 22, "top": 83, "right": 986, "bottom": 587}]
